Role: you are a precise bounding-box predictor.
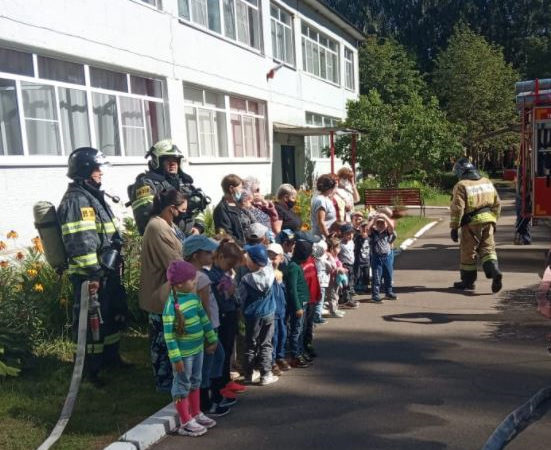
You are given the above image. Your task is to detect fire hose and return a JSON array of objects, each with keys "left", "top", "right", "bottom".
[{"left": 37, "top": 281, "right": 101, "bottom": 450}]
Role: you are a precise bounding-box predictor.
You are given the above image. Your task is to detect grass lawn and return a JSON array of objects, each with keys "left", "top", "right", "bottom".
[
  {"left": 0, "top": 333, "right": 171, "bottom": 450},
  {"left": 423, "top": 192, "right": 451, "bottom": 207},
  {"left": 394, "top": 215, "right": 435, "bottom": 247}
]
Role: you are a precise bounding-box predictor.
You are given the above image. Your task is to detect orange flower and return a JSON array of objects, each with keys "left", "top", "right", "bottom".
[
  {"left": 32, "top": 237, "right": 44, "bottom": 253},
  {"left": 6, "top": 230, "right": 18, "bottom": 239},
  {"left": 0, "top": 260, "right": 8, "bottom": 268},
  {"left": 16, "top": 251, "right": 24, "bottom": 260},
  {"left": 0, "top": 241, "right": 6, "bottom": 251},
  {"left": 33, "top": 283, "right": 44, "bottom": 293}
]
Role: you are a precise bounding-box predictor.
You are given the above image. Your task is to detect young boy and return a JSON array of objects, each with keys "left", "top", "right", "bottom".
[
  {"left": 338, "top": 223, "right": 359, "bottom": 309},
  {"left": 238, "top": 244, "right": 278, "bottom": 386},
  {"left": 301, "top": 247, "right": 321, "bottom": 359},
  {"left": 368, "top": 214, "right": 398, "bottom": 303},
  {"left": 276, "top": 229, "right": 296, "bottom": 270},
  {"left": 354, "top": 220, "right": 370, "bottom": 293}
]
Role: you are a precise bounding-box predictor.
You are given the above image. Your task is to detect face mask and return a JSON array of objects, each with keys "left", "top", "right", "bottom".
[
  {"left": 286, "top": 200, "right": 296, "bottom": 209},
  {"left": 173, "top": 208, "right": 187, "bottom": 223},
  {"left": 232, "top": 190, "right": 242, "bottom": 203}
]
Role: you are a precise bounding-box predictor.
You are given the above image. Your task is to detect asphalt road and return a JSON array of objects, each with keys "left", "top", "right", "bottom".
[{"left": 154, "top": 198, "right": 551, "bottom": 450}]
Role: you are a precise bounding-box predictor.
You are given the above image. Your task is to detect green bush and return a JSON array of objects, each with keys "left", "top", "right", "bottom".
[{"left": 356, "top": 177, "right": 380, "bottom": 204}]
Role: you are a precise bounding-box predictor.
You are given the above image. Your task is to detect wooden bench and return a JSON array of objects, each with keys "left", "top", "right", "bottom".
[{"left": 364, "top": 188, "right": 425, "bottom": 216}]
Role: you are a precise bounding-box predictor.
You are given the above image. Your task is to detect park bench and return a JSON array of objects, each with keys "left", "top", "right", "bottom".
[{"left": 364, "top": 188, "right": 425, "bottom": 216}]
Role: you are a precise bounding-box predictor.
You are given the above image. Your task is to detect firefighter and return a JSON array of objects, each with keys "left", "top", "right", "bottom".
[
  {"left": 58, "top": 147, "right": 129, "bottom": 387},
  {"left": 128, "top": 139, "right": 209, "bottom": 237},
  {"left": 450, "top": 157, "right": 503, "bottom": 293}
]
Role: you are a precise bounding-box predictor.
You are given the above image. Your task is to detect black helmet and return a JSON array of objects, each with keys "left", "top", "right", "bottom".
[
  {"left": 67, "top": 147, "right": 110, "bottom": 180},
  {"left": 453, "top": 157, "right": 480, "bottom": 180},
  {"left": 146, "top": 139, "right": 184, "bottom": 171}
]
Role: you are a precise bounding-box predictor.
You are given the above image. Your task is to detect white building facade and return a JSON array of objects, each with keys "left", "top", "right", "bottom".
[{"left": 0, "top": 0, "right": 363, "bottom": 242}]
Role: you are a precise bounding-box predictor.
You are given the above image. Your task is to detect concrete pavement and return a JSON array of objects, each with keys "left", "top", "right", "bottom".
[{"left": 150, "top": 194, "right": 551, "bottom": 450}]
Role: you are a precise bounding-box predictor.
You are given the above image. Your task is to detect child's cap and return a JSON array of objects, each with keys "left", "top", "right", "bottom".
[
  {"left": 295, "top": 230, "right": 321, "bottom": 243},
  {"left": 166, "top": 260, "right": 197, "bottom": 285},
  {"left": 183, "top": 234, "right": 219, "bottom": 257},
  {"left": 267, "top": 243, "right": 284, "bottom": 256},
  {"left": 339, "top": 223, "right": 355, "bottom": 234},
  {"left": 247, "top": 222, "right": 269, "bottom": 240},
  {"left": 244, "top": 244, "right": 268, "bottom": 266},
  {"left": 351, "top": 211, "right": 363, "bottom": 218},
  {"left": 312, "top": 240, "right": 327, "bottom": 259},
  {"left": 360, "top": 219, "right": 369, "bottom": 227},
  {"left": 276, "top": 229, "right": 295, "bottom": 244}
]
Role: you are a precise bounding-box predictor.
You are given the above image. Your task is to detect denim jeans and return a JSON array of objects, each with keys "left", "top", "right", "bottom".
[
  {"left": 201, "top": 329, "right": 225, "bottom": 388},
  {"left": 272, "top": 315, "right": 287, "bottom": 362},
  {"left": 315, "top": 288, "right": 326, "bottom": 319},
  {"left": 288, "top": 307, "right": 305, "bottom": 357},
  {"left": 371, "top": 253, "right": 394, "bottom": 299},
  {"left": 244, "top": 314, "right": 275, "bottom": 376},
  {"left": 171, "top": 351, "right": 203, "bottom": 400}
]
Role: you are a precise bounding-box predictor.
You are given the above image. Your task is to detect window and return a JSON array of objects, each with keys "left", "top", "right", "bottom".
[
  {"left": 344, "top": 47, "right": 354, "bottom": 90},
  {"left": 184, "top": 83, "right": 267, "bottom": 159},
  {"left": 178, "top": 0, "right": 262, "bottom": 51},
  {"left": 139, "top": 0, "right": 162, "bottom": 8},
  {"left": 0, "top": 46, "right": 168, "bottom": 158},
  {"left": 305, "top": 112, "right": 338, "bottom": 159},
  {"left": 270, "top": 3, "right": 294, "bottom": 66},
  {"left": 301, "top": 23, "right": 339, "bottom": 84}
]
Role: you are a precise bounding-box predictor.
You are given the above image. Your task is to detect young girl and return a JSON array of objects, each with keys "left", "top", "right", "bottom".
[
  {"left": 163, "top": 260, "right": 218, "bottom": 437},
  {"left": 325, "top": 237, "right": 347, "bottom": 318}
]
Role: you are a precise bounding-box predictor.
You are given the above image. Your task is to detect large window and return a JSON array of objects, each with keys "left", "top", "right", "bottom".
[
  {"left": 184, "top": 83, "right": 267, "bottom": 159},
  {"left": 301, "top": 23, "right": 339, "bottom": 85},
  {"left": 270, "top": 3, "right": 294, "bottom": 66},
  {"left": 178, "top": 0, "right": 262, "bottom": 51},
  {"left": 344, "top": 47, "right": 355, "bottom": 90},
  {"left": 0, "top": 46, "right": 168, "bottom": 157},
  {"left": 305, "top": 112, "right": 338, "bottom": 159}
]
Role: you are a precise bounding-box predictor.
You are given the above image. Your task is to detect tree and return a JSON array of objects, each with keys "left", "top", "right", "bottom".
[
  {"left": 336, "top": 91, "right": 462, "bottom": 187},
  {"left": 432, "top": 24, "right": 519, "bottom": 166}
]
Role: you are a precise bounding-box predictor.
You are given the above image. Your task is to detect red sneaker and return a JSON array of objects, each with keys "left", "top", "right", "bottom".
[
  {"left": 225, "top": 381, "right": 246, "bottom": 393},
  {"left": 219, "top": 387, "right": 238, "bottom": 399}
]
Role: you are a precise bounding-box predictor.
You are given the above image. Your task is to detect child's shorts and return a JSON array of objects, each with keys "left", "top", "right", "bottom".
[{"left": 171, "top": 351, "right": 204, "bottom": 399}]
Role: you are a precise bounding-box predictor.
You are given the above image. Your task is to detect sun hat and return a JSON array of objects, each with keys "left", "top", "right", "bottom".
[
  {"left": 183, "top": 234, "right": 219, "bottom": 257},
  {"left": 166, "top": 260, "right": 197, "bottom": 285},
  {"left": 244, "top": 244, "right": 268, "bottom": 266},
  {"left": 267, "top": 243, "right": 284, "bottom": 255}
]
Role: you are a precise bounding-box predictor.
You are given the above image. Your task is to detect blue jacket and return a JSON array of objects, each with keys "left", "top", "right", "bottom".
[
  {"left": 273, "top": 281, "right": 287, "bottom": 319},
  {"left": 238, "top": 265, "right": 276, "bottom": 319},
  {"left": 203, "top": 265, "right": 240, "bottom": 313}
]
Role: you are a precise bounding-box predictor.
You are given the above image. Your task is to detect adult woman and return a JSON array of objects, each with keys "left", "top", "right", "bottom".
[
  {"left": 310, "top": 174, "right": 337, "bottom": 239},
  {"left": 242, "top": 176, "right": 281, "bottom": 234},
  {"left": 213, "top": 174, "right": 251, "bottom": 245},
  {"left": 139, "top": 189, "right": 187, "bottom": 392},
  {"left": 274, "top": 183, "right": 302, "bottom": 232},
  {"left": 334, "top": 167, "right": 360, "bottom": 222}
]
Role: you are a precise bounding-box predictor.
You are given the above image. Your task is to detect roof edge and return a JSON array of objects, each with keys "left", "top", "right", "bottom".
[{"left": 301, "top": 0, "right": 366, "bottom": 42}]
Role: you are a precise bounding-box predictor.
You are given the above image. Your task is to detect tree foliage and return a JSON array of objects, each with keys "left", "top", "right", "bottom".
[{"left": 432, "top": 25, "right": 519, "bottom": 164}]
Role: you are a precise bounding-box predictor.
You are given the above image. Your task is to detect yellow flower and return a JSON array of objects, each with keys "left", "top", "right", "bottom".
[
  {"left": 7, "top": 230, "right": 18, "bottom": 239},
  {"left": 0, "top": 241, "right": 6, "bottom": 251},
  {"left": 31, "top": 236, "right": 44, "bottom": 253},
  {"left": 27, "top": 269, "right": 38, "bottom": 278},
  {"left": 0, "top": 260, "right": 8, "bottom": 268},
  {"left": 33, "top": 283, "right": 44, "bottom": 293},
  {"left": 16, "top": 251, "right": 25, "bottom": 261}
]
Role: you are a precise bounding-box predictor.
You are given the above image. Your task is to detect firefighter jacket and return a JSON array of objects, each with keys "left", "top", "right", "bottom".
[
  {"left": 128, "top": 170, "right": 204, "bottom": 235},
  {"left": 57, "top": 182, "right": 121, "bottom": 278},
  {"left": 450, "top": 177, "right": 501, "bottom": 229}
]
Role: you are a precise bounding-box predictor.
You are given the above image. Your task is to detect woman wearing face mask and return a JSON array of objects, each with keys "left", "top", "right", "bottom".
[
  {"left": 213, "top": 174, "right": 252, "bottom": 245},
  {"left": 275, "top": 184, "right": 302, "bottom": 232},
  {"left": 139, "top": 189, "right": 188, "bottom": 392},
  {"left": 334, "top": 167, "right": 360, "bottom": 223}
]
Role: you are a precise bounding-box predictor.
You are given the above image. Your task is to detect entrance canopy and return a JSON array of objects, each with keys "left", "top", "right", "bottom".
[{"left": 273, "top": 122, "right": 360, "bottom": 175}]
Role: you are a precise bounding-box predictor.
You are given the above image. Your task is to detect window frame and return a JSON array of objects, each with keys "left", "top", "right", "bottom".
[
  {"left": 0, "top": 51, "right": 168, "bottom": 166},
  {"left": 184, "top": 83, "right": 269, "bottom": 164},
  {"left": 344, "top": 46, "right": 355, "bottom": 91},
  {"left": 304, "top": 111, "right": 339, "bottom": 161},
  {"left": 301, "top": 22, "right": 340, "bottom": 86},
  {"left": 270, "top": 2, "right": 295, "bottom": 67}
]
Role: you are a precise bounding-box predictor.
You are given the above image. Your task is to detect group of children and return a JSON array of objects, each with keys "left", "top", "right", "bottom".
[{"left": 161, "top": 208, "right": 398, "bottom": 437}]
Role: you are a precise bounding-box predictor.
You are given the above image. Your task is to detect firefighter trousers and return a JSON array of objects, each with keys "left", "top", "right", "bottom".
[{"left": 459, "top": 222, "right": 497, "bottom": 273}]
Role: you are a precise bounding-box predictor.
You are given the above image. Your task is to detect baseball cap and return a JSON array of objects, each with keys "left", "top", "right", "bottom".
[
  {"left": 244, "top": 244, "right": 268, "bottom": 266},
  {"left": 351, "top": 211, "right": 363, "bottom": 218},
  {"left": 276, "top": 229, "right": 296, "bottom": 244},
  {"left": 183, "top": 234, "right": 219, "bottom": 257},
  {"left": 247, "top": 222, "right": 269, "bottom": 240},
  {"left": 166, "top": 260, "right": 197, "bottom": 285},
  {"left": 267, "top": 243, "right": 284, "bottom": 255},
  {"left": 295, "top": 230, "right": 321, "bottom": 243}
]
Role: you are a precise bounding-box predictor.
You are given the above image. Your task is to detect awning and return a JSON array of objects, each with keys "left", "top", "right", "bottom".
[{"left": 273, "top": 122, "right": 358, "bottom": 136}]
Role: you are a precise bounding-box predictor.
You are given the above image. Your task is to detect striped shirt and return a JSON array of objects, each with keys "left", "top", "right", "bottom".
[{"left": 162, "top": 291, "right": 217, "bottom": 362}]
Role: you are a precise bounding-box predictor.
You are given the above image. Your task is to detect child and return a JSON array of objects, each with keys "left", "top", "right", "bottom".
[
  {"left": 301, "top": 245, "right": 321, "bottom": 359},
  {"left": 368, "top": 214, "right": 398, "bottom": 302},
  {"left": 163, "top": 260, "right": 218, "bottom": 437},
  {"left": 338, "top": 223, "right": 359, "bottom": 309},
  {"left": 276, "top": 229, "right": 296, "bottom": 270},
  {"left": 312, "top": 240, "right": 329, "bottom": 324},
  {"left": 353, "top": 220, "right": 370, "bottom": 293},
  {"left": 351, "top": 211, "right": 364, "bottom": 230},
  {"left": 284, "top": 239, "right": 313, "bottom": 368},
  {"left": 203, "top": 238, "right": 246, "bottom": 411},
  {"left": 238, "top": 244, "right": 278, "bottom": 385},
  {"left": 325, "top": 237, "right": 347, "bottom": 318},
  {"left": 267, "top": 243, "right": 291, "bottom": 373}
]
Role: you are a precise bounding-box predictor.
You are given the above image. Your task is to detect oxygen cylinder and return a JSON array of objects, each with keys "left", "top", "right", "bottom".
[{"left": 33, "top": 201, "right": 67, "bottom": 271}]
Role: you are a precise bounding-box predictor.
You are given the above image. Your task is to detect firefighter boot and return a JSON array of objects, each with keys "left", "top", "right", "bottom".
[
  {"left": 483, "top": 260, "right": 503, "bottom": 293},
  {"left": 453, "top": 270, "right": 477, "bottom": 290}
]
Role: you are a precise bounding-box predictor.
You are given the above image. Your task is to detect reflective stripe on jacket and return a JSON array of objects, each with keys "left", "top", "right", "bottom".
[{"left": 450, "top": 177, "right": 501, "bottom": 229}]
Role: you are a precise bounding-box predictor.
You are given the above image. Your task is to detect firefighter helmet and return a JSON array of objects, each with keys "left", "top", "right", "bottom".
[
  {"left": 67, "top": 147, "right": 110, "bottom": 180},
  {"left": 146, "top": 139, "right": 184, "bottom": 171},
  {"left": 453, "top": 157, "right": 477, "bottom": 179}
]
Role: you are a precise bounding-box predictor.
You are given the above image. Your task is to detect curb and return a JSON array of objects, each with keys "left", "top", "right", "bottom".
[{"left": 397, "top": 220, "right": 440, "bottom": 253}]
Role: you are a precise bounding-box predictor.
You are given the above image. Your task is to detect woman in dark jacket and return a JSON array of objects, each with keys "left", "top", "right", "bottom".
[
  {"left": 274, "top": 183, "right": 302, "bottom": 232},
  {"left": 213, "top": 174, "right": 251, "bottom": 245}
]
